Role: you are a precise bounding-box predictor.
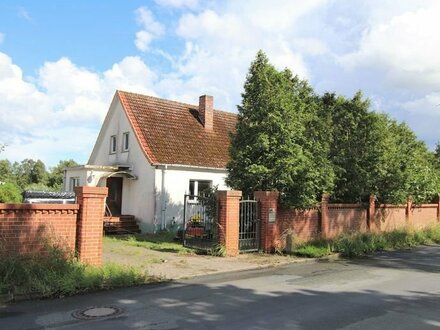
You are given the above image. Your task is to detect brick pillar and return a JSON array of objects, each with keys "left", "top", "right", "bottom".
[
  {"left": 254, "top": 191, "right": 279, "bottom": 253},
  {"left": 75, "top": 186, "right": 108, "bottom": 266},
  {"left": 216, "top": 190, "right": 242, "bottom": 257},
  {"left": 321, "top": 194, "right": 330, "bottom": 239},
  {"left": 368, "top": 195, "right": 378, "bottom": 233},
  {"left": 406, "top": 198, "right": 413, "bottom": 227}
]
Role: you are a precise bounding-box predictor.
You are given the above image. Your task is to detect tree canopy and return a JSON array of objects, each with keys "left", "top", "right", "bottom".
[
  {"left": 227, "top": 51, "right": 334, "bottom": 208},
  {"left": 0, "top": 157, "right": 78, "bottom": 202},
  {"left": 227, "top": 51, "right": 439, "bottom": 207}
]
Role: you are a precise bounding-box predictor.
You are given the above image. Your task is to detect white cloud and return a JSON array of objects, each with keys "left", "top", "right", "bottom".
[
  {"left": 0, "top": 33, "right": 4, "bottom": 44},
  {"left": 154, "top": 0, "right": 199, "bottom": 9},
  {"left": 0, "top": 52, "right": 157, "bottom": 166},
  {"left": 103, "top": 56, "right": 157, "bottom": 95},
  {"left": 134, "top": 7, "right": 164, "bottom": 52},
  {"left": 402, "top": 93, "right": 440, "bottom": 117},
  {"left": 3, "top": 0, "right": 440, "bottom": 167},
  {"left": 339, "top": 2, "right": 440, "bottom": 91},
  {"left": 17, "top": 6, "right": 32, "bottom": 21},
  {"left": 168, "top": 3, "right": 324, "bottom": 110},
  {"left": 227, "top": 0, "right": 327, "bottom": 32}
]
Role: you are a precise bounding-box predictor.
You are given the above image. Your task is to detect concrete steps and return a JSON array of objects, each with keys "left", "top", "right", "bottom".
[{"left": 103, "top": 215, "right": 141, "bottom": 234}]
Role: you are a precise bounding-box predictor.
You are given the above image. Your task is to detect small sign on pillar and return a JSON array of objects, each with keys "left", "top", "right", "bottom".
[{"left": 268, "top": 207, "right": 276, "bottom": 223}]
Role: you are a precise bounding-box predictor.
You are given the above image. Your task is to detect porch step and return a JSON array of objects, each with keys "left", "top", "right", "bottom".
[{"left": 104, "top": 215, "right": 141, "bottom": 234}]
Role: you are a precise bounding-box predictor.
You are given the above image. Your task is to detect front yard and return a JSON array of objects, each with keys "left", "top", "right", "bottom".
[{"left": 103, "top": 232, "right": 299, "bottom": 280}]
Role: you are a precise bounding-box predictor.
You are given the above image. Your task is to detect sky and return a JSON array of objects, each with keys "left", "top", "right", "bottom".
[{"left": 0, "top": 0, "right": 439, "bottom": 167}]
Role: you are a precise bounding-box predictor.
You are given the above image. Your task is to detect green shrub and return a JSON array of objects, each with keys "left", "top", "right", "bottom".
[{"left": 0, "top": 182, "right": 22, "bottom": 203}]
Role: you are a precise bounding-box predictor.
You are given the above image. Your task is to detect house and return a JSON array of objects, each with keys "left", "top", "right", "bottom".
[{"left": 64, "top": 91, "right": 237, "bottom": 233}]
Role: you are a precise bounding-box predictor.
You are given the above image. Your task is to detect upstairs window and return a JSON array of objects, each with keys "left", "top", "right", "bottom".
[
  {"left": 122, "top": 132, "right": 129, "bottom": 152},
  {"left": 110, "top": 135, "right": 117, "bottom": 154}
]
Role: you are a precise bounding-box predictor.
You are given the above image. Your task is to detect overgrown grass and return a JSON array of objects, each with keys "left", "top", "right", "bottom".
[
  {"left": 0, "top": 246, "right": 151, "bottom": 301},
  {"left": 293, "top": 225, "right": 440, "bottom": 258},
  {"left": 104, "top": 231, "right": 195, "bottom": 254}
]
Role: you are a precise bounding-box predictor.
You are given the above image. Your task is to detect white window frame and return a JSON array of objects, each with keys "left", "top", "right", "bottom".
[
  {"left": 122, "top": 132, "right": 129, "bottom": 152},
  {"left": 110, "top": 135, "right": 117, "bottom": 154},
  {"left": 188, "top": 179, "right": 212, "bottom": 201},
  {"left": 69, "top": 177, "right": 80, "bottom": 192}
]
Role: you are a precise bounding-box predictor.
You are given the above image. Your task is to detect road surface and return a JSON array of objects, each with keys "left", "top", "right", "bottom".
[{"left": 1, "top": 245, "right": 440, "bottom": 329}]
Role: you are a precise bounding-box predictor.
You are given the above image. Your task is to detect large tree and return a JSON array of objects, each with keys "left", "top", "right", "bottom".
[
  {"left": 378, "top": 121, "right": 439, "bottom": 204},
  {"left": 323, "top": 91, "right": 439, "bottom": 204},
  {"left": 227, "top": 51, "right": 334, "bottom": 208},
  {"left": 323, "top": 92, "right": 387, "bottom": 202},
  {"left": 11, "top": 159, "right": 49, "bottom": 189},
  {"left": 48, "top": 159, "right": 78, "bottom": 190}
]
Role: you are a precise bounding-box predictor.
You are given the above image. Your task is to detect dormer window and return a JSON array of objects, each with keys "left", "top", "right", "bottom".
[
  {"left": 122, "top": 132, "right": 129, "bottom": 152},
  {"left": 110, "top": 135, "right": 117, "bottom": 154}
]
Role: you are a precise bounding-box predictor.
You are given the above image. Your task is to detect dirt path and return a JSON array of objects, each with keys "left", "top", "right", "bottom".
[{"left": 103, "top": 239, "right": 307, "bottom": 280}]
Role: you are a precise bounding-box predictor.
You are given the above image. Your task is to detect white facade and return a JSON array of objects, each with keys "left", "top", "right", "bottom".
[
  {"left": 65, "top": 95, "right": 230, "bottom": 233},
  {"left": 153, "top": 165, "right": 228, "bottom": 232}
]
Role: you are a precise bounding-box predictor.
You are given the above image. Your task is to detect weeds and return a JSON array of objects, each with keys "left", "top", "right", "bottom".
[
  {"left": 0, "top": 246, "right": 148, "bottom": 301},
  {"left": 208, "top": 244, "right": 227, "bottom": 257},
  {"left": 293, "top": 225, "right": 440, "bottom": 258}
]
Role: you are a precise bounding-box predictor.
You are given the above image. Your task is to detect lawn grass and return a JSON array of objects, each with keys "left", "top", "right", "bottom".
[
  {"left": 103, "top": 231, "right": 195, "bottom": 254},
  {"left": 293, "top": 225, "right": 440, "bottom": 258},
  {"left": 0, "top": 246, "right": 152, "bottom": 302}
]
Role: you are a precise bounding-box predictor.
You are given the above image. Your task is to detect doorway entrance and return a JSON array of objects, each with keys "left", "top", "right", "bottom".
[{"left": 106, "top": 177, "right": 123, "bottom": 215}]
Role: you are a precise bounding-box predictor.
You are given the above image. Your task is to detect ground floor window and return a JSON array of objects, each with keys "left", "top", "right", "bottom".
[
  {"left": 189, "top": 179, "right": 212, "bottom": 199},
  {"left": 69, "top": 177, "right": 80, "bottom": 192}
]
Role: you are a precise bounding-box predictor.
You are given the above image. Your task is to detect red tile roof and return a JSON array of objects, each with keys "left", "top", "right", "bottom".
[{"left": 117, "top": 90, "right": 237, "bottom": 169}]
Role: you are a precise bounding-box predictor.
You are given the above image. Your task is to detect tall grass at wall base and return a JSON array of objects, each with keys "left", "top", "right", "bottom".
[
  {"left": 293, "top": 225, "right": 440, "bottom": 258},
  {"left": 0, "top": 246, "right": 149, "bottom": 301}
]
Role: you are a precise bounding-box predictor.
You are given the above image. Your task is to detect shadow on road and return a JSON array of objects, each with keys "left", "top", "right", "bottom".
[
  {"left": 1, "top": 246, "right": 440, "bottom": 329},
  {"left": 350, "top": 245, "right": 440, "bottom": 274}
]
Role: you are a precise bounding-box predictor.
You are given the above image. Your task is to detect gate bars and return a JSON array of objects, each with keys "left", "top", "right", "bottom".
[{"left": 239, "top": 199, "right": 260, "bottom": 252}]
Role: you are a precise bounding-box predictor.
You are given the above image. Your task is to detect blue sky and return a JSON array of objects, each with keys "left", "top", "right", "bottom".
[{"left": 0, "top": 0, "right": 439, "bottom": 167}]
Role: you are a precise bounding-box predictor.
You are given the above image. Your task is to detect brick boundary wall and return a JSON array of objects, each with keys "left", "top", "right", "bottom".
[
  {"left": 251, "top": 192, "right": 440, "bottom": 253},
  {"left": 0, "top": 186, "right": 108, "bottom": 266},
  {"left": 0, "top": 203, "right": 79, "bottom": 255}
]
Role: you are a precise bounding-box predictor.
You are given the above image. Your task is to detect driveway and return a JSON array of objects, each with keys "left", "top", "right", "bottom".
[
  {"left": 102, "top": 235, "right": 306, "bottom": 279},
  {"left": 1, "top": 245, "right": 440, "bottom": 329}
]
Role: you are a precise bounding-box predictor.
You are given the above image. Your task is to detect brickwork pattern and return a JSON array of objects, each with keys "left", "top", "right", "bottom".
[
  {"left": 254, "top": 191, "right": 280, "bottom": 253},
  {"left": 257, "top": 192, "right": 440, "bottom": 251},
  {"left": 216, "top": 190, "right": 242, "bottom": 256},
  {"left": 277, "top": 208, "right": 320, "bottom": 242},
  {"left": 411, "top": 205, "right": 438, "bottom": 229},
  {"left": 327, "top": 206, "right": 368, "bottom": 238},
  {"left": 0, "top": 204, "right": 79, "bottom": 255},
  {"left": 75, "top": 186, "right": 108, "bottom": 266}
]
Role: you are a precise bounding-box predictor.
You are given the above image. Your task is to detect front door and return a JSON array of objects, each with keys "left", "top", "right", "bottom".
[{"left": 106, "top": 177, "right": 123, "bottom": 216}]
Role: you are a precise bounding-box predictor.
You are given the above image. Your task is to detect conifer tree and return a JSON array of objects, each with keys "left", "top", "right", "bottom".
[{"left": 227, "top": 51, "right": 334, "bottom": 208}]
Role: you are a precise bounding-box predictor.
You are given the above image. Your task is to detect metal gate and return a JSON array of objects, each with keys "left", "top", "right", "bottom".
[
  {"left": 183, "top": 194, "right": 217, "bottom": 250},
  {"left": 239, "top": 199, "right": 260, "bottom": 252}
]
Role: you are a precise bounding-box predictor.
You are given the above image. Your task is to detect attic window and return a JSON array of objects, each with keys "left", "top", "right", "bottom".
[
  {"left": 110, "top": 135, "right": 117, "bottom": 154},
  {"left": 122, "top": 132, "right": 129, "bottom": 152}
]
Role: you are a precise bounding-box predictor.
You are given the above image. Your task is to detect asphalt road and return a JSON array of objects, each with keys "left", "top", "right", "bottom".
[{"left": 1, "top": 245, "right": 440, "bottom": 329}]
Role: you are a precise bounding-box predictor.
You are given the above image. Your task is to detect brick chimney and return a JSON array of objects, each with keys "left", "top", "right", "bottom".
[{"left": 199, "top": 95, "right": 213, "bottom": 130}]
